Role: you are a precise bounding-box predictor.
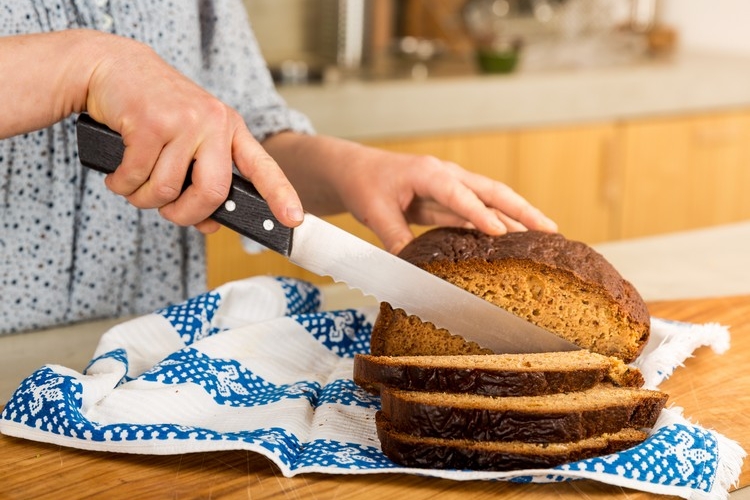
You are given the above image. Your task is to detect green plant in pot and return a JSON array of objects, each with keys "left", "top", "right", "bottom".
[
  {"left": 462, "top": 0, "right": 524, "bottom": 74},
  {"left": 476, "top": 38, "right": 522, "bottom": 73}
]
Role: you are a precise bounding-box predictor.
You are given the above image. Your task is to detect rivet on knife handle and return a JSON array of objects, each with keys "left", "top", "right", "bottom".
[{"left": 75, "top": 113, "right": 293, "bottom": 256}]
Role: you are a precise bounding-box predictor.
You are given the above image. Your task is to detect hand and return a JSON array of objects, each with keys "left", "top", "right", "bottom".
[
  {"left": 1, "top": 30, "right": 304, "bottom": 231},
  {"left": 262, "top": 133, "right": 557, "bottom": 254},
  {"left": 83, "top": 32, "right": 303, "bottom": 232},
  {"left": 336, "top": 149, "right": 558, "bottom": 254}
]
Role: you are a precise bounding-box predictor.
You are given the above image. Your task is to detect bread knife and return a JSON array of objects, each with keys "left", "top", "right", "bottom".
[{"left": 75, "top": 113, "right": 580, "bottom": 354}]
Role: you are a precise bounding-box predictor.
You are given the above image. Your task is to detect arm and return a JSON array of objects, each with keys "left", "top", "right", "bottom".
[
  {"left": 262, "top": 131, "right": 557, "bottom": 254},
  {"left": 0, "top": 30, "right": 93, "bottom": 138},
  {"left": 0, "top": 29, "right": 302, "bottom": 230}
]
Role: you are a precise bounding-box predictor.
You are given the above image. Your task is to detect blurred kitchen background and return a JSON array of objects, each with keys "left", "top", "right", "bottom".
[
  {"left": 208, "top": 0, "right": 750, "bottom": 286},
  {"left": 243, "top": 0, "right": 750, "bottom": 81}
]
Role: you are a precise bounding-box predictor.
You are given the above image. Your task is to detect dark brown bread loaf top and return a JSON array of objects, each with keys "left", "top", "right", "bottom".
[
  {"left": 399, "top": 228, "right": 649, "bottom": 328},
  {"left": 379, "top": 384, "right": 667, "bottom": 443},
  {"left": 400, "top": 229, "right": 598, "bottom": 274},
  {"left": 375, "top": 412, "right": 648, "bottom": 472},
  {"left": 353, "top": 351, "right": 644, "bottom": 397}
]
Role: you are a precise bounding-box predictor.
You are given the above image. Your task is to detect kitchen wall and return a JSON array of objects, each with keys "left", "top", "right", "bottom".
[
  {"left": 242, "top": 0, "right": 320, "bottom": 65},
  {"left": 661, "top": 0, "right": 750, "bottom": 55},
  {"left": 244, "top": 0, "right": 392, "bottom": 70}
]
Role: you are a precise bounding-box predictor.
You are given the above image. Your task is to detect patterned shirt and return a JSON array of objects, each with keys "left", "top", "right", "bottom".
[{"left": 0, "top": 0, "right": 314, "bottom": 334}]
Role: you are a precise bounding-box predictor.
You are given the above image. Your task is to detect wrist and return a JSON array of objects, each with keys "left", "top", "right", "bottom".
[
  {"left": 64, "top": 30, "right": 143, "bottom": 118},
  {"left": 0, "top": 29, "right": 128, "bottom": 137}
]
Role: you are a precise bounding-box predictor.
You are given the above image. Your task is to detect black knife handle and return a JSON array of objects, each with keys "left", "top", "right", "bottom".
[{"left": 75, "top": 113, "right": 293, "bottom": 256}]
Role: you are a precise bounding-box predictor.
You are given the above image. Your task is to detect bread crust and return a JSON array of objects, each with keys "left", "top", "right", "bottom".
[
  {"left": 353, "top": 352, "right": 644, "bottom": 396},
  {"left": 375, "top": 412, "right": 648, "bottom": 471},
  {"left": 379, "top": 385, "right": 667, "bottom": 443}
]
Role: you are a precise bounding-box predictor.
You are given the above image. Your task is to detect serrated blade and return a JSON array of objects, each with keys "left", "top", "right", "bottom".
[{"left": 290, "top": 215, "right": 580, "bottom": 354}]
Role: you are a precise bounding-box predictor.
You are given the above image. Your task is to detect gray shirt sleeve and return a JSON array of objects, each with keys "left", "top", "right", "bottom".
[{"left": 195, "top": 1, "right": 315, "bottom": 142}]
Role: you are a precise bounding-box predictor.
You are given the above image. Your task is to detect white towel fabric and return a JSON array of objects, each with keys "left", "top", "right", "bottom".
[{"left": 0, "top": 276, "right": 745, "bottom": 499}]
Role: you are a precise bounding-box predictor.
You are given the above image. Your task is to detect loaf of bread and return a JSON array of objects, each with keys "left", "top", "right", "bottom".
[
  {"left": 359, "top": 228, "right": 662, "bottom": 471},
  {"left": 370, "top": 229, "right": 650, "bottom": 363},
  {"left": 353, "top": 350, "right": 644, "bottom": 396},
  {"left": 375, "top": 412, "right": 649, "bottom": 471},
  {"left": 379, "top": 384, "right": 667, "bottom": 443}
]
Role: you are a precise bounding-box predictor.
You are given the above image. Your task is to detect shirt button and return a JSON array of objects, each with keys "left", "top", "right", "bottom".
[{"left": 100, "top": 13, "right": 113, "bottom": 31}]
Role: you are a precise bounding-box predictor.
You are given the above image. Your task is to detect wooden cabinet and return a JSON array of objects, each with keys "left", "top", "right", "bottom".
[
  {"left": 619, "top": 111, "right": 750, "bottom": 239},
  {"left": 205, "top": 109, "right": 750, "bottom": 288},
  {"left": 206, "top": 228, "right": 312, "bottom": 288},
  {"left": 513, "top": 123, "right": 619, "bottom": 243}
]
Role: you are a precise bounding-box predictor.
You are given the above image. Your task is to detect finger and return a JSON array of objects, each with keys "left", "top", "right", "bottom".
[
  {"left": 124, "top": 139, "right": 196, "bottom": 210},
  {"left": 518, "top": 204, "right": 558, "bottom": 232},
  {"left": 105, "top": 132, "right": 163, "bottom": 197},
  {"left": 464, "top": 172, "right": 558, "bottom": 232},
  {"left": 495, "top": 210, "right": 527, "bottom": 232},
  {"left": 403, "top": 197, "right": 522, "bottom": 235},
  {"left": 194, "top": 219, "right": 221, "bottom": 234},
  {"left": 158, "top": 136, "right": 233, "bottom": 226},
  {"left": 412, "top": 167, "right": 508, "bottom": 236},
  {"left": 404, "top": 199, "right": 468, "bottom": 227},
  {"left": 358, "top": 199, "right": 415, "bottom": 254},
  {"left": 232, "top": 127, "right": 303, "bottom": 228}
]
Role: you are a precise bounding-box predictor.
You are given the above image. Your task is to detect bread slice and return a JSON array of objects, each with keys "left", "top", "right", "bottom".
[
  {"left": 379, "top": 384, "right": 667, "bottom": 443},
  {"left": 370, "top": 229, "right": 650, "bottom": 363},
  {"left": 353, "top": 351, "right": 644, "bottom": 396},
  {"left": 375, "top": 412, "right": 649, "bottom": 471}
]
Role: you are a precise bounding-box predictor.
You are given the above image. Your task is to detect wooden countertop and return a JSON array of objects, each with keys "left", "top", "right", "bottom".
[{"left": 1, "top": 295, "right": 748, "bottom": 499}]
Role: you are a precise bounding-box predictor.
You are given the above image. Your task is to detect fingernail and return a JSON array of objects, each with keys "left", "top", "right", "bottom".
[
  {"left": 390, "top": 238, "right": 412, "bottom": 255},
  {"left": 489, "top": 219, "right": 506, "bottom": 234},
  {"left": 287, "top": 205, "right": 304, "bottom": 224},
  {"left": 543, "top": 216, "right": 558, "bottom": 232}
]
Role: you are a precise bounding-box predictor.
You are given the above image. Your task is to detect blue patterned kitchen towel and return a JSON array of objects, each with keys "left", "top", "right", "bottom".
[{"left": 0, "top": 276, "right": 744, "bottom": 499}]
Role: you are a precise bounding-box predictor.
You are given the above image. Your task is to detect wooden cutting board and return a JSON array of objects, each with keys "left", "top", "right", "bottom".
[{"left": 1, "top": 295, "right": 748, "bottom": 499}]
